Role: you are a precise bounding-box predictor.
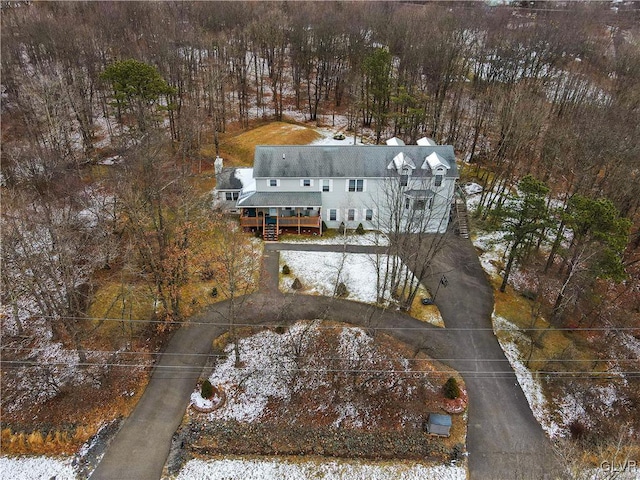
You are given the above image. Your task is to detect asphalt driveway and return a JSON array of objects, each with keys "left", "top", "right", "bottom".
[{"left": 91, "top": 236, "right": 563, "bottom": 480}]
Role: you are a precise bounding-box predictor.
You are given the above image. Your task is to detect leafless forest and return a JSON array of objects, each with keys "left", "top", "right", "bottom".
[{"left": 1, "top": 0, "right": 639, "bottom": 460}]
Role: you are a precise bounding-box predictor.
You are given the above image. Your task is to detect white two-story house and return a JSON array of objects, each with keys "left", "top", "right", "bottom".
[{"left": 234, "top": 139, "right": 458, "bottom": 240}]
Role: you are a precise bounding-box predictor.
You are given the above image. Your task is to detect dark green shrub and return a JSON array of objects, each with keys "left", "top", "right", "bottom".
[
  {"left": 321, "top": 221, "right": 328, "bottom": 232},
  {"left": 335, "top": 282, "right": 349, "bottom": 297},
  {"left": 450, "top": 443, "right": 464, "bottom": 462},
  {"left": 444, "top": 376, "right": 460, "bottom": 399},
  {"left": 291, "top": 278, "right": 303, "bottom": 290},
  {"left": 569, "top": 420, "right": 587, "bottom": 441},
  {"left": 282, "top": 264, "right": 290, "bottom": 275},
  {"left": 200, "top": 262, "right": 215, "bottom": 281},
  {"left": 201, "top": 379, "right": 213, "bottom": 399},
  {"left": 355, "top": 223, "right": 365, "bottom": 235}
]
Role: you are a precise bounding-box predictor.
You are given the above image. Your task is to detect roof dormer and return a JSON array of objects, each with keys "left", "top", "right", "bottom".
[
  {"left": 422, "top": 152, "right": 450, "bottom": 172},
  {"left": 386, "top": 136, "right": 405, "bottom": 146},
  {"left": 417, "top": 137, "right": 437, "bottom": 146},
  {"left": 387, "top": 151, "right": 416, "bottom": 172}
]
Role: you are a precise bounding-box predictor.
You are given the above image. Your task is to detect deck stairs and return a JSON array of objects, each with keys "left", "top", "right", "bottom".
[
  {"left": 455, "top": 198, "right": 470, "bottom": 239},
  {"left": 263, "top": 224, "right": 278, "bottom": 241}
]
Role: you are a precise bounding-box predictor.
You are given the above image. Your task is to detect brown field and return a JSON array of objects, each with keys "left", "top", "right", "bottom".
[{"left": 201, "top": 121, "right": 321, "bottom": 167}]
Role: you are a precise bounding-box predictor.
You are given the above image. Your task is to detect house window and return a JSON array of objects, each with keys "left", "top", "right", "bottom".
[
  {"left": 348, "top": 179, "right": 364, "bottom": 192},
  {"left": 400, "top": 167, "right": 409, "bottom": 187},
  {"left": 348, "top": 209, "right": 356, "bottom": 221},
  {"left": 329, "top": 209, "right": 337, "bottom": 221},
  {"left": 414, "top": 198, "right": 433, "bottom": 210},
  {"left": 303, "top": 179, "right": 311, "bottom": 187},
  {"left": 435, "top": 174, "right": 443, "bottom": 187},
  {"left": 233, "top": 192, "right": 239, "bottom": 200},
  {"left": 269, "top": 179, "right": 278, "bottom": 187},
  {"left": 365, "top": 209, "right": 374, "bottom": 221},
  {"left": 225, "top": 192, "right": 233, "bottom": 201},
  {"left": 322, "top": 179, "right": 330, "bottom": 192}
]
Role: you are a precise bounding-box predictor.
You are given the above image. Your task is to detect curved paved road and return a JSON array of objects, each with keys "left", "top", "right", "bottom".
[{"left": 90, "top": 237, "right": 562, "bottom": 480}]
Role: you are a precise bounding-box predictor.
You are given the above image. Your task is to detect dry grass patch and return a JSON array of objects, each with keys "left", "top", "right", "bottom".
[
  {"left": 89, "top": 281, "right": 156, "bottom": 326},
  {"left": 202, "top": 122, "right": 321, "bottom": 167},
  {"left": 189, "top": 173, "right": 217, "bottom": 196},
  {"left": 494, "top": 288, "right": 597, "bottom": 374},
  {"left": 408, "top": 285, "right": 444, "bottom": 327}
]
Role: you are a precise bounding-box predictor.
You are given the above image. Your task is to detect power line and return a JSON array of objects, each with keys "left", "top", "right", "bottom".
[
  {"left": 1, "top": 361, "right": 637, "bottom": 381},
  {"left": 2, "top": 345, "right": 639, "bottom": 365},
  {"left": 5, "top": 313, "right": 640, "bottom": 332}
]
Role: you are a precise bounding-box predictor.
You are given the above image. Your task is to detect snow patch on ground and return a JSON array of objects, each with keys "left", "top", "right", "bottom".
[
  {"left": 470, "top": 230, "right": 508, "bottom": 279},
  {"left": 462, "top": 182, "right": 483, "bottom": 196},
  {"left": 620, "top": 332, "right": 640, "bottom": 358},
  {"left": 310, "top": 127, "right": 367, "bottom": 146},
  {"left": 204, "top": 325, "right": 308, "bottom": 423},
  {"left": 199, "top": 320, "right": 438, "bottom": 433},
  {"left": 492, "top": 314, "right": 562, "bottom": 438},
  {"left": 0, "top": 456, "right": 75, "bottom": 480},
  {"left": 279, "top": 251, "right": 413, "bottom": 304},
  {"left": 191, "top": 389, "right": 214, "bottom": 410},
  {"left": 98, "top": 155, "right": 122, "bottom": 166},
  {"left": 174, "top": 457, "right": 467, "bottom": 480}
]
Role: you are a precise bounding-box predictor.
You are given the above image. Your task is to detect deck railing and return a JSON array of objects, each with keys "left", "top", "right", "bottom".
[{"left": 240, "top": 215, "right": 320, "bottom": 229}]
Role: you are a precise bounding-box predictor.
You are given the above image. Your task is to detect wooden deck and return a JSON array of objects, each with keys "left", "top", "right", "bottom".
[
  {"left": 240, "top": 215, "right": 321, "bottom": 240},
  {"left": 240, "top": 216, "right": 321, "bottom": 229}
]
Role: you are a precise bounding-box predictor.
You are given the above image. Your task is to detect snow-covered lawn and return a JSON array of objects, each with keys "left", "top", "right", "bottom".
[
  {"left": 0, "top": 454, "right": 468, "bottom": 480},
  {"left": 310, "top": 126, "right": 368, "bottom": 146},
  {"left": 197, "top": 324, "right": 302, "bottom": 423},
  {"left": 278, "top": 251, "right": 443, "bottom": 326},
  {"left": 471, "top": 230, "right": 507, "bottom": 280},
  {"left": 279, "top": 251, "right": 409, "bottom": 304},
  {"left": 174, "top": 457, "right": 466, "bottom": 480},
  {"left": 181, "top": 320, "right": 465, "bottom": 477},
  {"left": 279, "top": 231, "right": 389, "bottom": 246},
  {"left": 196, "top": 321, "right": 435, "bottom": 426},
  {"left": 0, "top": 456, "right": 75, "bottom": 480}
]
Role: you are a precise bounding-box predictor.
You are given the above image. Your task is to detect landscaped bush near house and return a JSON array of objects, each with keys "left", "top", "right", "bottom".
[
  {"left": 282, "top": 264, "right": 290, "bottom": 275},
  {"left": 444, "top": 377, "right": 460, "bottom": 399},
  {"left": 201, "top": 380, "right": 214, "bottom": 399},
  {"left": 355, "top": 223, "right": 365, "bottom": 235},
  {"left": 291, "top": 278, "right": 303, "bottom": 290}
]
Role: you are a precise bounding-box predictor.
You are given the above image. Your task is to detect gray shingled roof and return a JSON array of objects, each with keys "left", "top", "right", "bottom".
[
  {"left": 215, "top": 167, "right": 243, "bottom": 190},
  {"left": 405, "top": 189, "right": 435, "bottom": 198},
  {"left": 253, "top": 145, "right": 458, "bottom": 179},
  {"left": 237, "top": 191, "right": 322, "bottom": 207}
]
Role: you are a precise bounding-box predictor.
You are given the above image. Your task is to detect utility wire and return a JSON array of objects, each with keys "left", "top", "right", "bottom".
[
  {"left": 4, "top": 313, "right": 639, "bottom": 331},
  {"left": 1, "top": 361, "right": 637, "bottom": 381},
  {"left": 1, "top": 345, "right": 639, "bottom": 365}
]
